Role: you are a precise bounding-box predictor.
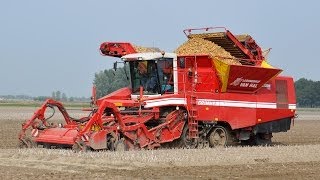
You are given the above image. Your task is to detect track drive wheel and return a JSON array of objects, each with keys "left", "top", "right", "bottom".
[
  {"left": 114, "top": 138, "right": 127, "bottom": 151},
  {"left": 18, "top": 137, "right": 36, "bottom": 148},
  {"left": 208, "top": 126, "right": 231, "bottom": 148}
]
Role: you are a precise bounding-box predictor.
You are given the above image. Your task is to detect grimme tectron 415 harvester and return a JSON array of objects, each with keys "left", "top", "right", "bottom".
[{"left": 19, "top": 27, "right": 296, "bottom": 151}]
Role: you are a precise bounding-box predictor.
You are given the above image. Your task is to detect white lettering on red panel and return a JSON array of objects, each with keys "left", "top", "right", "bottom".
[{"left": 230, "top": 77, "right": 261, "bottom": 89}]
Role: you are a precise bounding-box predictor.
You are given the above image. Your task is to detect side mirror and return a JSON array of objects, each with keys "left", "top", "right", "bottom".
[{"left": 113, "top": 62, "right": 117, "bottom": 71}]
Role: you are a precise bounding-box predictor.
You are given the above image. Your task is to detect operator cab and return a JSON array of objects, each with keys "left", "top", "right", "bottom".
[{"left": 121, "top": 52, "right": 177, "bottom": 97}]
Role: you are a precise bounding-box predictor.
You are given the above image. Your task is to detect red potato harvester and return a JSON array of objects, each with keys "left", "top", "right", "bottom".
[{"left": 19, "top": 27, "right": 296, "bottom": 151}]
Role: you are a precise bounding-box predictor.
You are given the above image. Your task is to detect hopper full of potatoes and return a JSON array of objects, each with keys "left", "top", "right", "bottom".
[
  {"left": 132, "top": 45, "right": 161, "bottom": 53},
  {"left": 175, "top": 34, "right": 241, "bottom": 65},
  {"left": 175, "top": 32, "right": 281, "bottom": 93}
]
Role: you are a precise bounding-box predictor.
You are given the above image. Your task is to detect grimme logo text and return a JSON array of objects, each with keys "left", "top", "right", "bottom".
[{"left": 230, "top": 77, "right": 261, "bottom": 88}]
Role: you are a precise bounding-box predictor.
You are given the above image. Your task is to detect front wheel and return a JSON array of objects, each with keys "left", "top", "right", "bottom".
[{"left": 208, "top": 126, "right": 231, "bottom": 147}]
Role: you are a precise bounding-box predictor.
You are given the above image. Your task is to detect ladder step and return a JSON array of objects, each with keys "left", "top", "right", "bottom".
[{"left": 188, "top": 93, "right": 198, "bottom": 138}]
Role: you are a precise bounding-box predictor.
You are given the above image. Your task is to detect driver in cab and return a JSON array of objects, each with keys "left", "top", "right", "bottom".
[{"left": 137, "top": 61, "right": 158, "bottom": 93}]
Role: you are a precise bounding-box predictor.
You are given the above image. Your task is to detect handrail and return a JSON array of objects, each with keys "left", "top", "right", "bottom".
[{"left": 183, "top": 27, "right": 227, "bottom": 37}]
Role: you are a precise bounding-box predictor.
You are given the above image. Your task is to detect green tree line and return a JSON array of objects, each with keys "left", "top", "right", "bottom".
[
  {"left": 295, "top": 78, "right": 320, "bottom": 107},
  {"left": 0, "top": 93, "right": 89, "bottom": 102},
  {"left": 93, "top": 68, "right": 319, "bottom": 107},
  {"left": 93, "top": 66, "right": 130, "bottom": 98}
]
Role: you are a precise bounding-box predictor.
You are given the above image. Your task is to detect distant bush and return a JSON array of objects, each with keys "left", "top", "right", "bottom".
[
  {"left": 93, "top": 66, "right": 130, "bottom": 98},
  {"left": 295, "top": 78, "right": 320, "bottom": 107}
]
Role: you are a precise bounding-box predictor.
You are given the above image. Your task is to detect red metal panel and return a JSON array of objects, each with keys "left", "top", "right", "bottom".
[
  {"left": 276, "top": 76, "right": 296, "bottom": 105},
  {"left": 276, "top": 80, "right": 289, "bottom": 109},
  {"left": 255, "top": 80, "right": 277, "bottom": 103},
  {"left": 226, "top": 65, "right": 282, "bottom": 93},
  {"left": 35, "top": 128, "right": 78, "bottom": 145},
  {"left": 256, "top": 108, "right": 294, "bottom": 124},
  {"left": 219, "top": 107, "right": 256, "bottom": 129},
  {"left": 196, "top": 93, "right": 220, "bottom": 121},
  {"left": 89, "top": 130, "right": 109, "bottom": 150}
]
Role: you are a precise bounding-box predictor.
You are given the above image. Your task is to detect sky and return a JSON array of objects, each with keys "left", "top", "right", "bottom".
[{"left": 0, "top": 0, "right": 319, "bottom": 97}]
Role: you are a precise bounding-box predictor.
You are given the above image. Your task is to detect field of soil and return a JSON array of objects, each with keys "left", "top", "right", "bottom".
[{"left": 0, "top": 106, "right": 319, "bottom": 179}]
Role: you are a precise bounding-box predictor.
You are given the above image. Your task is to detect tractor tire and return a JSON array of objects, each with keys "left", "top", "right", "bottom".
[{"left": 208, "top": 125, "right": 232, "bottom": 148}]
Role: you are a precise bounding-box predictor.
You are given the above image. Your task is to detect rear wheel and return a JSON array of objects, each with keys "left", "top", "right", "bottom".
[
  {"left": 254, "top": 133, "right": 272, "bottom": 146},
  {"left": 208, "top": 126, "right": 231, "bottom": 147},
  {"left": 241, "top": 133, "right": 272, "bottom": 146}
]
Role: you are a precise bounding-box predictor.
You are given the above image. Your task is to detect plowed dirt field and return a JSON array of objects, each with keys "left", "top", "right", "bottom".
[{"left": 0, "top": 107, "right": 319, "bottom": 179}]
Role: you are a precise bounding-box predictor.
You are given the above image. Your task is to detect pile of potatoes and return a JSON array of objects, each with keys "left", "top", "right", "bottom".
[
  {"left": 187, "top": 32, "right": 225, "bottom": 39},
  {"left": 175, "top": 36, "right": 241, "bottom": 65},
  {"left": 133, "top": 45, "right": 161, "bottom": 53}
]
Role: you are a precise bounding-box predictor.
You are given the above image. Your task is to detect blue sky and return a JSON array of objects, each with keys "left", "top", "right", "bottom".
[{"left": 0, "top": 0, "right": 319, "bottom": 97}]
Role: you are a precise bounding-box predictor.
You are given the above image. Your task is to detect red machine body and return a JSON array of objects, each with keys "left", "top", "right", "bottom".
[
  {"left": 19, "top": 27, "right": 296, "bottom": 151},
  {"left": 173, "top": 55, "right": 295, "bottom": 130}
]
